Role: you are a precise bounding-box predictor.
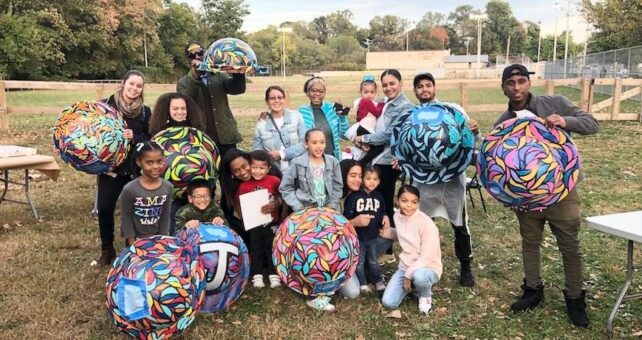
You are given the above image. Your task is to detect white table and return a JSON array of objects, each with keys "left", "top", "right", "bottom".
[{"left": 585, "top": 211, "right": 642, "bottom": 335}]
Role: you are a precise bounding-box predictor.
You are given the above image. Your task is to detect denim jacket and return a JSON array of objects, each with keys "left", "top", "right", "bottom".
[
  {"left": 362, "top": 93, "right": 414, "bottom": 165},
  {"left": 279, "top": 153, "right": 343, "bottom": 212},
  {"left": 252, "top": 108, "right": 307, "bottom": 163}
]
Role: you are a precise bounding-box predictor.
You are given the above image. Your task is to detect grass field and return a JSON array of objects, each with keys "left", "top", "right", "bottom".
[{"left": 0, "top": 80, "right": 641, "bottom": 339}]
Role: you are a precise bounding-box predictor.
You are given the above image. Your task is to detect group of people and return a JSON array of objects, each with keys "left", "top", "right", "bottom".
[{"left": 89, "top": 38, "right": 599, "bottom": 328}]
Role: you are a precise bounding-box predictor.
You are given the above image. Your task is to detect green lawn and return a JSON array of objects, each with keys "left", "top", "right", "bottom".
[{"left": 0, "top": 85, "right": 641, "bottom": 339}]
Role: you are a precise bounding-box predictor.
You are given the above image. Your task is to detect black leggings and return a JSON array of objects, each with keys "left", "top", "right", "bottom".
[
  {"left": 357, "top": 126, "right": 385, "bottom": 166},
  {"left": 97, "top": 174, "right": 132, "bottom": 246}
]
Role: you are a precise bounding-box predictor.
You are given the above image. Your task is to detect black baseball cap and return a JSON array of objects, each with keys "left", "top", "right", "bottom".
[
  {"left": 413, "top": 72, "right": 435, "bottom": 88},
  {"left": 502, "top": 64, "right": 535, "bottom": 83}
]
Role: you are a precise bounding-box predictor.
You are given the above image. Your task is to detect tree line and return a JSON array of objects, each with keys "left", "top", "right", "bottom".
[{"left": 0, "top": 0, "right": 638, "bottom": 81}]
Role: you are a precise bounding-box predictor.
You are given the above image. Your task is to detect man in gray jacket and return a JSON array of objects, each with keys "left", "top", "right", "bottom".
[
  {"left": 496, "top": 64, "right": 598, "bottom": 328},
  {"left": 177, "top": 41, "right": 246, "bottom": 159}
]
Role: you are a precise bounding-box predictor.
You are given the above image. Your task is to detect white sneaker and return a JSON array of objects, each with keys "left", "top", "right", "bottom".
[
  {"left": 268, "top": 274, "right": 281, "bottom": 288},
  {"left": 252, "top": 274, "right": 265, "bottom": 288},
  {"left": 418, "top": 297, "right": 432, "bottom": 314},
  {"left": 306, "top": 296, "right": 335, "bottom": 312},
  {"left": 360, "top": 285, "right": 372, "bottom": 293},
  {"left": 375, "top": 281, "right": 386, "bottom": 291}
]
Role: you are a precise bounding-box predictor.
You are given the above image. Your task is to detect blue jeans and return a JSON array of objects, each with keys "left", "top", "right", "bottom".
[
  {"left": 381, "top": 267, "right": 439, "bottom": 309},
  {"left": 338, "top": 275, "right": 360, "bottom": 299},
  {"left": 356, "top": 239, "right": 383, "bottom": 285}
]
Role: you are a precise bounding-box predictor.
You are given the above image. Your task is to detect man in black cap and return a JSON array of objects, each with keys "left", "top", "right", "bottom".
[
  {"left": 405, "top": 72, "right": 479, "bottom": 287},
  {"left": 496, "top": 64, "right": 598, "bottom": 327},
  {"left": 177, "top": 41, "right": 246, "bottom": 160}
]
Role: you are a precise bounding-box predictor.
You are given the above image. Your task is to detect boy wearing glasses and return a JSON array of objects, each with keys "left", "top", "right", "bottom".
[
  {"left": 177, "top": 41, "right": 246, "bottom": 160},
  {"left": 174, "top": 179, "right": 226, "bottom": 233}
]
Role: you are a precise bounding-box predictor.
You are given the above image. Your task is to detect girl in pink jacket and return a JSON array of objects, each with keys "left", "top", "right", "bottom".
[{"left": 380, "top": 185, "right": 443, "bottom": 314}]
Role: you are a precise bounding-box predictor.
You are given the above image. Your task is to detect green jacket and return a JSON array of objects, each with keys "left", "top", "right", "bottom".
[
  {"left": 174, "top": 201, "right": 227, "bottom": 234},
  {"left": 176, "top": 72, "right": 246, "bottom": 145}
]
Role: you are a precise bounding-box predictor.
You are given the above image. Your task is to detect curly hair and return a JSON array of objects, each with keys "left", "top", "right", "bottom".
[{"left": 149, "top": 92, "right": 206, "bottom": 136}]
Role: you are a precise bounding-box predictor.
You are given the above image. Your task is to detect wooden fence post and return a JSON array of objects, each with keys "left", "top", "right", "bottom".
[
  {"left": 545, "top": 80, "right": 554, "bottom": 95},
  {"left": 459, "top": 82, "right": 468, "bottom": 112},
  {"left": 580, "top": 78, "right": 591, "bottom": 112},
  {"left": 611, "top": 78, "right": 622, "bottom": 120},
  {"left": 0, "top": 81, "right": 7, "bottom": 130}
]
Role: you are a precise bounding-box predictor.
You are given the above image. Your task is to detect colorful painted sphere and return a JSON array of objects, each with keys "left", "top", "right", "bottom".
[
  {"left": 176, "top": 223, "right": 250, "bottom": 313},
  {"left": 53, "top": 100, "right": 129, "bottom": 174},
  {"left": 105, "top": 235, "right": 206, "bottom": 339},
  {"left": 199, "top": 38, "right": 258, "bottom": 74},
  {"left": 391, "top": 102, "right": 475, "bottom": 184},
  {"left": 153, "top": 127, "right": 219, "bottom": 200},
  {"left": 272, "top": 207, "right": 359, "bottom": 297},
  {"left": 477, "top": 116, "right": 581, "bottom": 211}
]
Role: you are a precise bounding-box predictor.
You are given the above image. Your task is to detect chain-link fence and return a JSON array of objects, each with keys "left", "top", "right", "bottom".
[{"left": 542, "top": 45, "right": 642, "bottom": 99}]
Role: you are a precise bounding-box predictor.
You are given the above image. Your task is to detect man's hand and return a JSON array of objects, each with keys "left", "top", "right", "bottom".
[
  {"left": 391, "top": 158, "right": 400, "bottom": 170},
  {"left": 123, "top": 129, "right": 133, "bottom": 140},
  {"left": 185, "top": 220, "right": 200, "bottom": 228},
  {"left": 469, "top": 118, "right": 480, "bottom": 134},
  {"left": 258, "top": 111, "right": 269, "bottom": 121},
  {"left": 190, "top": 59, "right": 202, "bottom": 78},
  {"left": 545, "top": 114, "right": 567, "bottom": 129},
  {"left": 211, "top": 217, "right": 225, "bottom": 225},
  {"left": 403, "top": 277, "right": 412, "bottom": 293}
]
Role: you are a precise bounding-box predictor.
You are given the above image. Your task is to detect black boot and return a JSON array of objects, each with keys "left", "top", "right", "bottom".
[
  {"left": 510, "top": 279, "right": 544, "bottom": 312},
  {"left": 459, "top": 260, "right": 475, "bottom": 287},
  {"left": 563, "top": 290, "right": 590, "bottom": 328},
  {"left": 98, "top": 243, "right": 116, "bottom": 266}
]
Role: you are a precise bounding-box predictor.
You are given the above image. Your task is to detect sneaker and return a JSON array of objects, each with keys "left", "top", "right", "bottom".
[
  {"left": 268, "top": 274, "right": 281, "bottom": 288},
  {"left": 252, "top": 274, "right": 265, "bottom": 288},
  {"left": 97, "top": 244, "right": 116, "bottom": 266},
  {"left": 375, "top": 282, "right": 386, "bottom": 291},
  {"left": 306, "top": 296, "right": 335, "bottom": 312},
  {"left": 360, "top": 285, "right": 372, "bottom": 293},
  {"left": 378, "top": 253, "right": 396, "bottom": 265},
  {"left": 418, "top": 297, "right": 432, "bottom": 314}
]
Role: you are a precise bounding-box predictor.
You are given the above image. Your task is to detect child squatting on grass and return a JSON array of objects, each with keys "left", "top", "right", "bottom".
[
  {"left": 119, "top": 141, "right": 173, "bottom": 246},
  {"left": 173, "top": 179, "right": 226, "bottom": 234},
  {"left": 380, "top": 185, "right": 443, "bottom": 315}
]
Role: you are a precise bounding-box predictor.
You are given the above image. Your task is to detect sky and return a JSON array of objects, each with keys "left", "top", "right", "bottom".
[{"left": 178, "top": 0, "right": 590, "bottom": 42}]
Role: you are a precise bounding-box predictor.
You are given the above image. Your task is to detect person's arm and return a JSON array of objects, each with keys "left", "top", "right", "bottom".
[
  {"left": 158, "top": 185, "right": 172, "bottom": 235},
  {"left": 362, "top": 101, "right": 413, "bottom": 145},
  {"left": 342, "top": 194, "right": 358, "bottom": 219},
  {"left": 282, "top": 116, "right": 308, "bottom": 160},
  {"left": 120, "top": 187, "right": 136, "bottom": 240},
  {"left": 223, "top": 73, "right": 246, "bottom": 95},
  {"left": 557, "top": 96, "right": 599, "bottom": 135},
  {"left": 279, "top": 163, "right": 304, "bottom": 212},
  {"left": 328, "top": 159, "right": 343, "bottom": 210},
  {"left": 380, "top": 218, "right": 397, "bottom": 240},
  {"left": 358, "top": 98, "right": 383, "bottom": 120},
  {"left": 252, "top": 124, "right": 265, "bottom": 151},
  {"left": 405, "top": 216, "right": 441, "bottom": 279}
]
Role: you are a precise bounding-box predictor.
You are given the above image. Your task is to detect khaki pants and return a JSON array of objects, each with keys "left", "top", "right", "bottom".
[{"left": 516, "top": 188, "right": 583, "bottom": 298}]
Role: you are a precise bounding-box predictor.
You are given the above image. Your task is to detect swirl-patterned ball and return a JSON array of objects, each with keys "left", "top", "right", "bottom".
[
  {"left": 272, "top": 207, "right": 359, "bottom": 297},
  {"left": 176, "top": 223, "right": 250, "bottom": 313},
  {"left": 199, "top": 38, "right": 258, "bottom": 74},
  {"left": 391, "top": 102, "right": 475, "bottom": 184},
  {"left": 477, "top": 116, "right": 580, "bottom": 211},
  {"left": 105, "top": 235, "right": 206, "bottom": 339},
  {"left": 153, "top": 127, "right": 219, "bottom": 200},
  {"left": 53, "top": 101, "right": 129, "bottom": 174}
]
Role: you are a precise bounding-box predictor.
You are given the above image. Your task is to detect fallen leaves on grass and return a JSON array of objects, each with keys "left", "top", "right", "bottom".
[{"left": 385, "top": 310, "right": 402, "bottom": 319}]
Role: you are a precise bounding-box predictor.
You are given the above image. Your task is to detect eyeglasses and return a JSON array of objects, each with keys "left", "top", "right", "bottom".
[
  {"left": 268, "top": 96, "right": 285, "bottom": 101},
  {"left": 190, "top": 194, "right": 211, "bottom": 200},
  {"left": 308, "top": 89, "right": 325, "bottom": 94},
  {"left": 188, "top": 50, "right": 204, "bottom": 59}
]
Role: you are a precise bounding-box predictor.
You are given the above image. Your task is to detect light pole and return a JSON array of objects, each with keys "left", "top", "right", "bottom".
[
  {"left": 278, "top": 26, "right": 292, "bottom": 83},
  {"left": 464, "top": 37, "right": 472, "bottom": 66},
  {"left": 563, "top": 0, "right": 571, "bottom": 77},
  {"left": 537, "top": 20, "right": 542, "bottom": 64},
  {"left": 405, "top": 21, "right": 415, "bottom": 52},
  {"left": 553, "top": 1, "right": 561, "bottom": 62},
  {"left": 470, "top": 13, "right": 488, "bottom": 78}
]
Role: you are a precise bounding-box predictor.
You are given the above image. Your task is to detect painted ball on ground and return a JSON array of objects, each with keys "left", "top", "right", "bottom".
[
  {"left": 176, "top": 223, "right": 250, "bottom": 313},
  {"left": 199, "top": 37, "right": 258, "bottom": 74},
  {"left": 105, "top": 235, "right": 206, "bottom": 339},
  {"left": 273, "top": 207, "right": 359, "bottom": 297},
  {"left": 153, "top": 127, "right": 219, "bottom": 200},
  {"left": 477, "top": 116, "right": 580, "bottom": 211},
  {"left": 53, "top": 100, "right": 129, "bottom": 174},
  {"left": 391, "top": 102, "right": 475, "bottom": 184}
]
